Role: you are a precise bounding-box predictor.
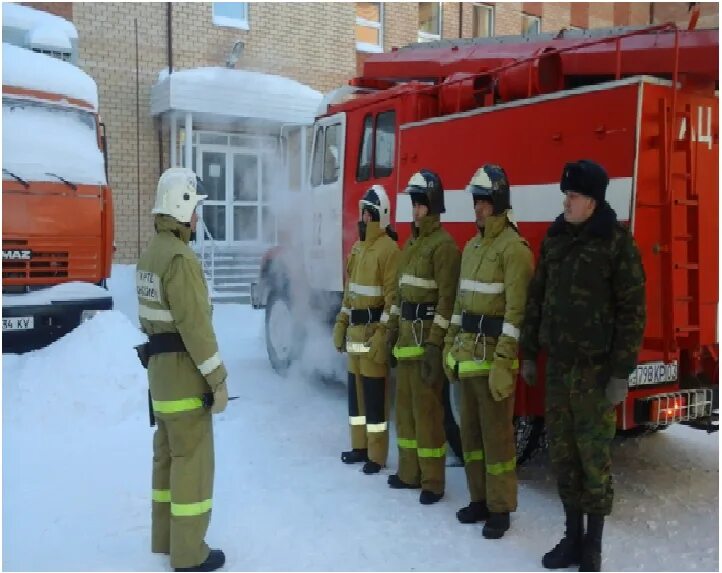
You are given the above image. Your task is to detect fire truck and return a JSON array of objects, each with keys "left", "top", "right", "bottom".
[
  {"left": 252, "top": 21, "right": 719, "bottom": 458},
  {"left": 2, "top": 40, "right": 114, "bottom": 353}
]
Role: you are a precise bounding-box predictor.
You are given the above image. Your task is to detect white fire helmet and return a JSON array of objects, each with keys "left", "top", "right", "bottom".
[
  {"left": 359, "top": 184, "right": 391, "bottom": 228},
  {"left": 151, "top": 167, "right": 207, "bottom": 224}
]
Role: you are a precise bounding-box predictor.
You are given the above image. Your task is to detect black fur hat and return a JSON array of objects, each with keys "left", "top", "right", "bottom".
[{"left": 560, "top": 159, "right": 609, "bottom": 202}]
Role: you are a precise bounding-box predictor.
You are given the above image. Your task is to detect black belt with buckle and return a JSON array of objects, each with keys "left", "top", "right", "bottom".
[
  {"left": 147, "top": 332, "right": 187, "bottom": 357},
  {"left": 400, "top": 301, "right": 436, "bottom": 321},
  {"left": 350, "top": 307, "right": 384, "bottom": 325},
  {"left": 461, "top": 312, "right": 504, "bottom": 337}
]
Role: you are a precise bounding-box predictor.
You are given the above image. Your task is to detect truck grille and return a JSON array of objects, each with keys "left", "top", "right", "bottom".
[{"left": 2, "top": 239, "right": 98, "bottom": 284}]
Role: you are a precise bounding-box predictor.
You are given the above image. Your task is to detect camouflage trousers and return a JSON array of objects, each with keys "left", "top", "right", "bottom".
[{"left": 545, "top": 358, "right": 616, "bottom": 516}]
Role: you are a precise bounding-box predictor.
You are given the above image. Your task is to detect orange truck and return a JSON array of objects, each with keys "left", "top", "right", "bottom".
[{"left": 2, "top": 43, "right": 114, "bottom": 353}]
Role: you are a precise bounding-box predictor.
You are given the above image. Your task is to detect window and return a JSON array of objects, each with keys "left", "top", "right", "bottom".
[
  {"left": 418, "top": 2, "right": 442, "bottom": 42},
  {"left": 212, "top": 3, "right": 249, "bottom": 30},
  {"left": 472, "top": 4, "right": 494, "bottom": 37},
  {"left": 356, "top": 114, "right": 373, "bottom": 181},
  {"left": 323, "top": 124, "right": 341, "bottom": 184},
  {"left": 522, "top": 13, "right": 541, "bottom": 36},
  {"left": 356, "top": 2, "right": 383, "bottom": 53},
  {"left": 374, "top": 111, "right": 395, "bottom": 178},
  {"left": 311, "top": 124, "right": 342, "bottom": 187}
]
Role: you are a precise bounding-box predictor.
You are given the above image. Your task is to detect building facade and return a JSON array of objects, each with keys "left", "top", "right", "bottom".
[{"left": 16, "top": 2, "right": 719, "bottom": 300}]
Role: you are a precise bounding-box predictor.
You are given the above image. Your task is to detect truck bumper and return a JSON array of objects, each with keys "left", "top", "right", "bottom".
[
  {"left": 3, "top": 295, "right": 113, "bottom": 354},
  {"left": 633, "top": 387, "right": 717, "bottom": 430}
]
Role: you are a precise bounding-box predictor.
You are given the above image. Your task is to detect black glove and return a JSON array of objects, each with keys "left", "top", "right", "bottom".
[{"left": 421, "top": 344, "right": 442, "bottom": 385}]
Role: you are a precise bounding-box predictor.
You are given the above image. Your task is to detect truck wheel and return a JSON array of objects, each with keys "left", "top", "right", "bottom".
[
  {"left": 443, "top": 379, "right": 464, "bottom": 463},
  {"left": 265, "top": 290, "right": 303, "bottom": 375},
  {"left": 515, "top": 416, "right": 546, "bottom": 465}
]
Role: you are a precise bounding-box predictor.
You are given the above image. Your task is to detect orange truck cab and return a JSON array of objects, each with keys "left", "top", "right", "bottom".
[{"left": 2, "top": 43, "right": 114, "bottom": 352}]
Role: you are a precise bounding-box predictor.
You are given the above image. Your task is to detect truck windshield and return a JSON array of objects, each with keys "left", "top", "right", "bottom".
[{"left": 2, "top": 97, "right": 107, "bottom": 187}]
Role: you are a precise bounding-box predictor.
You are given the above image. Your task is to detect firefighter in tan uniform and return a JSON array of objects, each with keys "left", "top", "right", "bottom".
[
  {"left": 388, "top": 169, "right": 461, "bottom": 504},
  {"left": 333, "top": 185, "right": 400, "bottom": 474},
  {"left": 443, "top": 164, "right": 534, "bottom": 538},
  {"left": 136, "top": 168, "right": 227, "bottom": 573}
]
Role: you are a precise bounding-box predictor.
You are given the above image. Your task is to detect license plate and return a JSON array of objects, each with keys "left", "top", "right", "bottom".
[
  {"left": 628, "top": 361, "right": 679, "bottom": 387},
  {"left": 2, "top": 316, "right": 34, "bottom": 331}
]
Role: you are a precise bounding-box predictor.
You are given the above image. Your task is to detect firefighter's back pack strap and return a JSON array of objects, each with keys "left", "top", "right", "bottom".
[
  {"left": 147, "top": 332, "right": 187, "bottom": 357},
  {"left": 400, "top": 301, "right": 436, "bottom": 321},
  {"left": 350, "top": 307, "right": 384, "bottom": 325},
  {"left": 460, "top": 312, "right": 504, "bottom": 337}
]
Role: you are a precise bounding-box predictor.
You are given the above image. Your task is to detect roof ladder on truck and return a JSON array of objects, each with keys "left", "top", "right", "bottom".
[{"left": 658, "top": 29, "right": 718, "bottom": 431}]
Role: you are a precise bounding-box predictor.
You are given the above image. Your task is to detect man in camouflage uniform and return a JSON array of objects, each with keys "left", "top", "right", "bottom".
[
  {"left": 388, "top": 169, "right": 461, "bottom": 505},
  {"left": 520, "top": 160, "right": 646, "bottom": 572},
  {"left": 444, "top": 164, "right": 533, "bottom": 539},
  {"left": 136, "top": 168, "right": 227, "bottom": 573},
  {"left": 333, "top": 185, "right": 400, "bottom": 475}
]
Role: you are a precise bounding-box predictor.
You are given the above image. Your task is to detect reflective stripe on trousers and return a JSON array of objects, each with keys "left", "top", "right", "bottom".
[
  {"left": 152, "top": 489, "right": 212, "bottom": 516},
  {"left": 152, "top": 397, "right": 204, "bottom": 414}
]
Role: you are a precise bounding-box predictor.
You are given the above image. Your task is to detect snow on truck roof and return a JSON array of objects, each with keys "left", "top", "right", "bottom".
[{"left": 2, "top": 43, "right": 98, "bottom": 110}]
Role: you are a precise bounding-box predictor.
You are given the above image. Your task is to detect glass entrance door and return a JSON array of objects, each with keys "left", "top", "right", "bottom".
[{"left": 197, "top": 145, "right": 276, "bottom": 245}]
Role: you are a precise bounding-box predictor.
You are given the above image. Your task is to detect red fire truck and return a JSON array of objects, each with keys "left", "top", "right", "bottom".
[{"left": 252, "top": 22, "right": 718, "bottom": 458}]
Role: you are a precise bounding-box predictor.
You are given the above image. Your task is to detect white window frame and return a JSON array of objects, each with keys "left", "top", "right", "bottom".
[
  {"left": 356, "top": 3, "right": 384, "bottom": 54},
  {"left": 212, "top": 3, "right": 249, "bottom": 31},
  {"left": 418, "top": 2, "right": 443, "bottom": 43},
  {"left": 472, "top": 3, "right": 494, "bottom": 38},
  {"left": 522, "top": 13, "right": 541, "bottom": 36}
]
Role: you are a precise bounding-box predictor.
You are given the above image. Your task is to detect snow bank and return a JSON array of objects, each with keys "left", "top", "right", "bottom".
[
  {"left": 3, "top": 43, "right": 97, "bottom": 110},
  {"left": 2, "top": 98, "right": 107, "bottom": 185},
  {"left": 3, "top": 310, "right": 148, "bottom": 429}
]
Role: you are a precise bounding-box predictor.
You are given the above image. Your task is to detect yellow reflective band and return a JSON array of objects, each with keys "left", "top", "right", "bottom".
[
  {"left": 347, "top": 341, "right": 371, "bottom": 354},
  {"left": 458, "top": 360, "right": 493, "bottom": 375},
  {"left": 397, "top": 437, "right": 417, "bottom": 449},
  {"left": 393, "top": 346, "right": 425, "bottom": 359},
  {"left": 367, "top": 422, "right": 388, "bottom": 432},
  {"left": 464, "top": 450, "right": 485, "bottom": 463},
  {"left": 171, "top": 498, "right": 212, "bottom": 517},
  {"left": 152, "top": 397, "right": 204, "bottom": 414},
  {"left": 418, "top": 444, "right": 447, "bottom": 458},
  {"left": 349, "top": 416, "right": 366, "bottom": 426},
  {"left": 487, "top": 458, "right": 517, "bottom": 476},
  {"left": 446, "top": 351, "right": 457, "bottom": 370},
  {"left": 152, "top": 489, "right": 171, "bottom": 503}
]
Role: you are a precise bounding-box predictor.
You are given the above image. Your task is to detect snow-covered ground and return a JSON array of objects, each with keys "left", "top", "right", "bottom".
[{"left": 3, "top": 264, "right": 719, "bottom": 572}]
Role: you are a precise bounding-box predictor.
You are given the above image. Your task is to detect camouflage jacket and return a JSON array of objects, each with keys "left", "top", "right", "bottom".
[{"left": 520, "top": 202, "right": 646, "bottom": 379}]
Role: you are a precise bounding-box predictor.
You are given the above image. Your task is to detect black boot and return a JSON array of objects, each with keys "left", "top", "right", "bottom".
[
  {"left": 579, "top": 514, "right": 604, "bottom": 572},
  {"left": 387, "top": 474, "right": 420, "bottom": 489},
  {"left": 456, "top": 500, "right": 490, "bottom": 524},
  {"left": 542, "top": 508, "right": 584, "bottom": 569},
  {"left": 362, "top": 460, "right": 382, "bottom": 474},
  {"left": 341, "top": 448, "right": 368, "bottom": 464},
  {"left": 482, "top": 512, "right": 510, "bottom": 539},
  {"left": 175, "top": 549, "right": 225, "bottom": 572},
  {"left": 419, "top": 490, "right": 443, "bottom": 505}
]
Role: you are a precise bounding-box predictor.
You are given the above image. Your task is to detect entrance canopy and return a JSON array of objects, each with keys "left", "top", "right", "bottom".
[{"left": 150, "top": 67, "right": 323, "bottom": 127}]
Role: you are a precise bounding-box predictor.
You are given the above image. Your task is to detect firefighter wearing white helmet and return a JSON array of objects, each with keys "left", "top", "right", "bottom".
[
  {"left": 136, "top": 167, "right": 226, "bottom": 572},
  {"left": 443, "top": 164, "right": 533, "bottom": 539},
  {"left": 332, "top": 184, "right": 400, "bottom": 474},
  {"left": 387, "top": 169, "right": 461, "bottom": 505}
]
